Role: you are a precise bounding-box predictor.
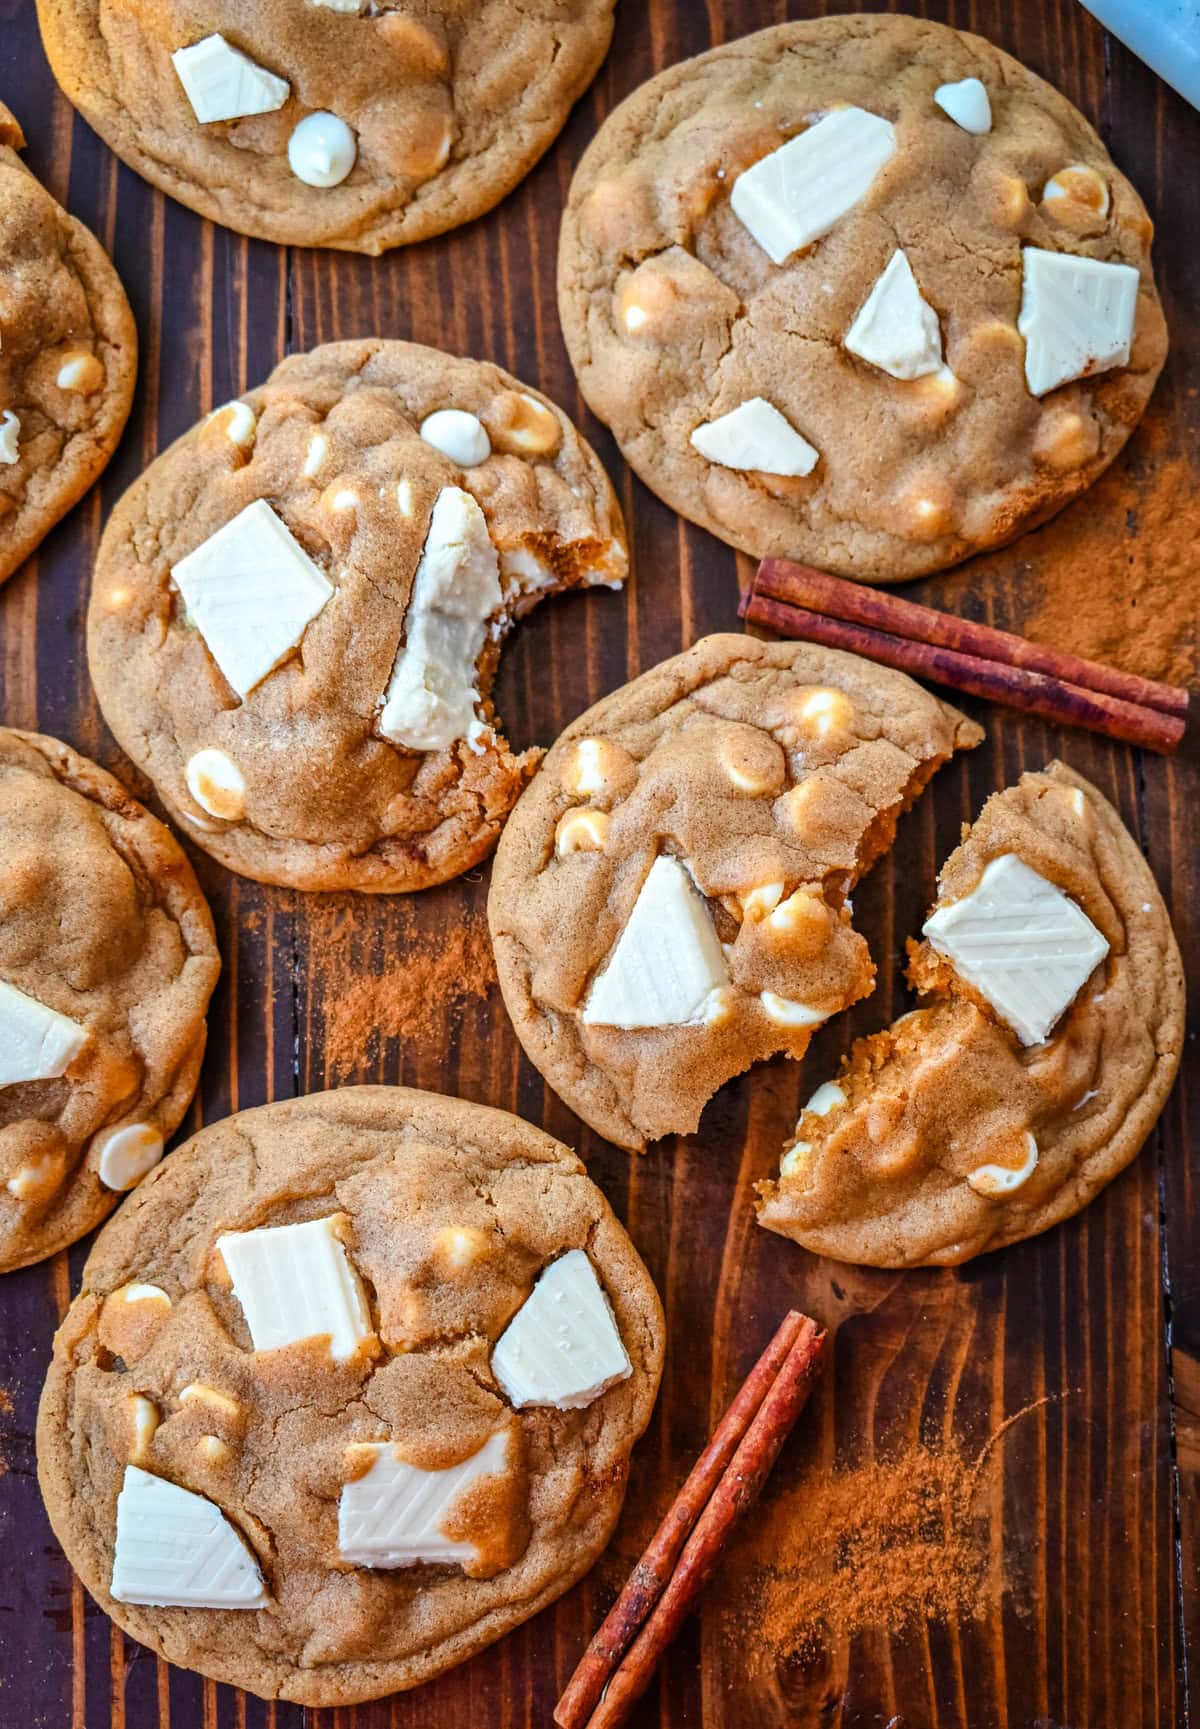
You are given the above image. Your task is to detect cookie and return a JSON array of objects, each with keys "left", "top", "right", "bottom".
[
  {"left": 0, "top": 104, "right": 136, "bottom": 587},
  {"left": 87, "top": 339, "right": 627, "bottom": 893},
  {"left": 488, "top": 634, "right": 981, "bottom": 1151},
  {"left": 557, "top": 16, "right": 1168, "bottom": 582},
  {"left": 0, "top": 730, "right": 219, "bottom": 1273},
  {"left": 37, "top": 1087, "right": 665, "bottom": 1705},
  {"left": 37, "top": 0, "right": 616, "bottom": 253},
  {"left": 758, "top": 762, "right": 1184, "bottom": 1267}
]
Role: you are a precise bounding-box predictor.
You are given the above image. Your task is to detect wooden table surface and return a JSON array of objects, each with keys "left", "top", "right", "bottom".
[{"left": 1, "top": 3, "right": 1196, "bottom": 1726}]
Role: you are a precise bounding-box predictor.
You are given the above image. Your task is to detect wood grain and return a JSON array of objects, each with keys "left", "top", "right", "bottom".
[{"left": 0, "top": 3, "right": 1196, "bottom": 1726}]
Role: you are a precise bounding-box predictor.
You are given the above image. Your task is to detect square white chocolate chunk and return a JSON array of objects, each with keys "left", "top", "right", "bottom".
[
  {"left": 0, "top": 979, "right": 87, "bottom": 1088},
  {"left": 923, "top": 853, "right": 1109, "bottom": 1046},
  {"left": 845, "top": 249, "right": 943, "bottom": 380},
  {"left": 217, "top": 1214, "right": 373, "bottom": 1363},
  {"left": 172, "top": 498, "right": 334, "bottom": 699},
  {"left": 582, "top": 854, "right": 729, "bottom": 1029},
  {"left": 171, "top": 35, "right": 290, "bottom": 124},
  {"left": 111, "top": 1465, "right": 268, "bottom": 1608},
  {"left": 690, "top": 398, "right": 818, "bottom": 477},
  {"left": 730, "top": 107, "right": 896, "bottom": 265},
  {"left": 491, "top": 1249, "right": 631, "bottom": 1410},
  {"left": 338, "top": 1430, "right": 511, "bottom": 1570},
  {"left": 377, "top": 485, "right": 502, "bottom": 752},
  {"left": 1018, "top": 246, "right": 1139, "bottom": 397}
]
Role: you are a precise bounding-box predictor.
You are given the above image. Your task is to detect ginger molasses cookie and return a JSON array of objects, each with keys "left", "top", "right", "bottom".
[
  {"left": 87, "top": 339, "right": 627, "bottom": 893},
  {"left": 488, "top": 635, "right": 981, "bottom": 1151},
  {"left": 557, "top": 15, "right": 1168, "bottom": 582},
  {"left": 37, "top": 0, "right": 615, "bottom": 253},
  {"left": 0, "top": 104, "right": 136, "bottom": 587},
  {"left": 37, "top": 1087, "right": 665, "bottom": 1705},
  {"left": 0, "top": 730, "right": 219, "bottom": 1273},
  {"left": 758, "top": 762, "right": 1184, "bottom": 1267}
]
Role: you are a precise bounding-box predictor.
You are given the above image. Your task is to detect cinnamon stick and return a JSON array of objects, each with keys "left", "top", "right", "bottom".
[
  {"left": 557, "top": 1316, "right": 826, "bottom": 1729},
  {"left": 554, "top": 1310, "right": 809, "bottom": 1729},
  {"left": 754, "top": 557, "right": 1190, "bottom": 720},
  {"left": 742, "top": 590, "right": 1186, "bottom": 756}
]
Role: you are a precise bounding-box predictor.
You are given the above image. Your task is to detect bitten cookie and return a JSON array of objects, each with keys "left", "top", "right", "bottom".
[
  {"left": 37, "top": 0, "right": 615, "bottom": 253},
  {"left": 0, "top": 730, "right": 219, "bottom": 1273},
  {"left": 489, "top": 635, "right": 981, "bottom": 1151},
  {"left": 37, "top": 1087, "right": 665, "bottom": 1705},
  {"left": 87, "top": 339, "right": 627, "bottom": 893},
  {"left": 0, "top": 104, "right": 136, "bottom": 587},
  {"left": 758, "top": 762, "right": 1184, "bottom": 1267},
  {"left": 558, "top": 15, "right": 1168, "bottom": 582}
]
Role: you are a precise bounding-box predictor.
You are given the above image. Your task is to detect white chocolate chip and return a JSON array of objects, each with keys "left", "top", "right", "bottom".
[
  {"left": 328, "top": 487, "right": 358, "bottom": 513},
  {"left": 0, "top": 411, "right": 19, "bottom": 465},
  {"left": 563, "top": 738, "right": 610, "bottom": 798},
  {"left": 303, "top": 433, "right": 329, "bottom": 478},
  {"left": 6, "top": 1155, "right": 61, "bottom": 1200},
  {"left": 309, "top": 0, "right": 364, "bottom": 9},
  {"left": 288, "top": 111, "right": 358, "bottom": 187},
  {"left": 197, "top": 1435, "right": 232, "bottom": 1466},
  {"left": 113, "top": 1282, "right": 172, "bottom": 1311},
  {"left": 56, "top": 352, "right": 105, "bottom": 393},
  {"left": 419, "top": 409, "right": 491, "bottom": 468},
  {"left": 555, "top": 808, "right": 610, "bottom": 856},
  {"left": 433, "top": 1225, "right": 488, "bottom": 1273},
  {"left": 1043, "top": 164, "right": 1109, "bottom": 218},
  {"left": 967, "top": 1131, "right": 1038, "bottom": 1196},
  {"left": 97, "top": 1124, "right": 164, "bottom": 1191},
  {"left": 172, "top": 35, "right": 289, "bottom": 124},
  {"left": 759, "top": 992, "right": 827, "bottom": 1028},
  {"left": 798, "top": 687, "right": 854, "bottom": 737},
  {"left": 691, "top": 398, "right": 818, "bottom": 477},
  {"left": 934, "top": 77, "right": 992, "bottom": 135},
  {"left": 185, "top": 748, "right": 246, "bottom": 821},
  {"left": 739, "top": 881, "right": 785, "bottom": 920},
  {"left": 210, "top": 400, "right": 256, "bottom": 449},
  {"left": 802, "top": 1081, "right": 847, "bottom": 1118},
  {"left": 180, "top": 1382, "right": 241, "bottom": 1419},
  {"left": 780, "top": 1140, "right": 813, "bottom": 1177},
  {"left": 127, "top": 1394, "right": 160, "bottom": 1463},
  {"left": 395, "top": 478, "right": 414, "bottom": 516}
]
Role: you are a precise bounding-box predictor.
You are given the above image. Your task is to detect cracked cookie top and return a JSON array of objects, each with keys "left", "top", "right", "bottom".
[
  {"left": 36, "top": 1087, "right": 665, "bottom": 1706},
  {"left": 757, "top": 763, "right": 1185, "bottom": 1266},
  {"left": 557, "top": 15, "right": 1167, "bottom": 582},
  {"left": 0, "top": 729, "right": 219, "bottom": 1272},
  {"left": 488, "top": 634, "right": 981, "bottom": 1151},
  {"left": 87, "top": 338, "right": 627, "bottom": 893},
  {"left": 37, "top": 0, "right": 615, "bottom": 253},
  {"left": 0, "top": 103, "right": 136, "bottom": 587}
]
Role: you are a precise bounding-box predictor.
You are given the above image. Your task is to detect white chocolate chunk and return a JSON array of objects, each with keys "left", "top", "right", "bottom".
[
  {"left": 338, "top": 1430, "right": 511, "bottom": 1569},
  {"left": 802, "top": 1081, "right": 847, "bottom": 1118},
  {"left": 0, "top": 979, "right": 87, "bottom": 1087},
  {"left": 0, "top": 411, "right": 19, "bottom": 465},
  {"left": 934, "top": 77, "right": 992, "bottom": 135},
  {"left": 288, "top": 112, "right": 358, "bottom": 188},
  {"left": 171, "top": 35, "right": 289, "bottom": 124},
  {"left": 97, "top": 1124, "right": 164, "bottom": 1191},
  {"left": 730, "top": 107, "right": 897, "bottom": 264},
  {"left": 172, "top": 498, "right": 334, "bottom": 700},
  {"left": 690, "top": 398, "right": 818, "bottom": 477},
  {"left": 582, "top": 855, "right": 729, "bottom": 1029},
  {"left": 1017, "top": 246, "right": 1139, "bottom": 397},
  {"left": 377, "top": 485, "right": 502, "bottom": 752},
  {"left": 923, "top": 853, "right": 1109, "bottom": 1046},
  {"left": 309, "top": 0, "right": 364, "bottom": 10},
  {"left": 491, "top": 1249, "right": 631, "bottom": 1410},
  {"left": 500, "top": 545, "right": 555, "bottom": 596},
  {"left": 967, "top": 1130, "right": 1038, "bottom": 1197},
  {"left": 217, "top": 1214, "right": 374, "bottom": 1363},
  {"left": 760, "top": 992, "right": 827, "bottom": 1028},
  {"left": 419, "top": 410, "right": 491, "bottom": 468},
  {"left": 186, "top": 748, "right": 246, "bottom": 821},
  {"left": 845, "top": 249, "right": 943, "bottom": 380},
  {"left": 111, "top": 1465, "right": 268, "bottom": 1608}
]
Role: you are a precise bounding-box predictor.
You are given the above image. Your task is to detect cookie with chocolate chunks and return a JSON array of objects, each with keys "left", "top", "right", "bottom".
[
  {"left": 557, "top": 15, "right": 1167, "bottom": 581},
  {"left": 37, "top": 0, "right": 616, "bottom": 252},
  {"left": 758, "top": 762, "right": 1184, "bottom": 1266},
  {"left": 0, "top": 729, "right": 218, "bottom": 1273},
  {"left": 37, "top": 1087, "right": 664, "bottom": 1705},
  {"left": 488, "top": 634, "right": 981, "bottom": 1152},
  {"left": 87, "top": 339, "right": 627, "bottom": 893},
  {"left": 0, "top": 103, "right": 136, "bottom": 587}
]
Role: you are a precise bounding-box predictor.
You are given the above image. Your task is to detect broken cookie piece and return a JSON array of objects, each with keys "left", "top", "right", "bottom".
[
  {"left": 489, "top": 635, "right": 981, "bottom": 1151},
  {"left": 758, "top": 762, "right": 1184, "bottom": 1266},
  {"left": 87, "top": 339, "right": 627, "bottom": 893}
]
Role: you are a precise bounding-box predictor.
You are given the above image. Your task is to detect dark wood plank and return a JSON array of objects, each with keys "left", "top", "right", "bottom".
[{"left": 0, "top": 2, "right": 1195, "bottom": 1727}]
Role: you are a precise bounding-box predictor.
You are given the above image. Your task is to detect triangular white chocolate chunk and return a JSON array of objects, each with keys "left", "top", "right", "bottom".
[
  {"left": 111, "top": 1465, "right": 268, "bottom": 1608},
  {"left": 690, "top": 397, "right": 818, "bottom": 476},
  {"left": 171, "top": 35, "right": 290, "bottom": 124},
  {"left": 1017, "top": 246, "right": 1139, "bottom": 397},
  {"left": 0, "top": 979, "right": 87, "bottom": 1087},
  {"left": 491, "top": 1249, "right": 631, "bottom": 1410},
  {"left": 338, "top": 1430, "right": 512, "bottom": 1570},
  {"left": 582, "top": 854, "right": 730, "bottom": 1029},
  {"left": 730, "top": 107, "right": 896, "bottom": 264},
  {"left": 844, "top": 249, "right": 943, "bottom": 380}
]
